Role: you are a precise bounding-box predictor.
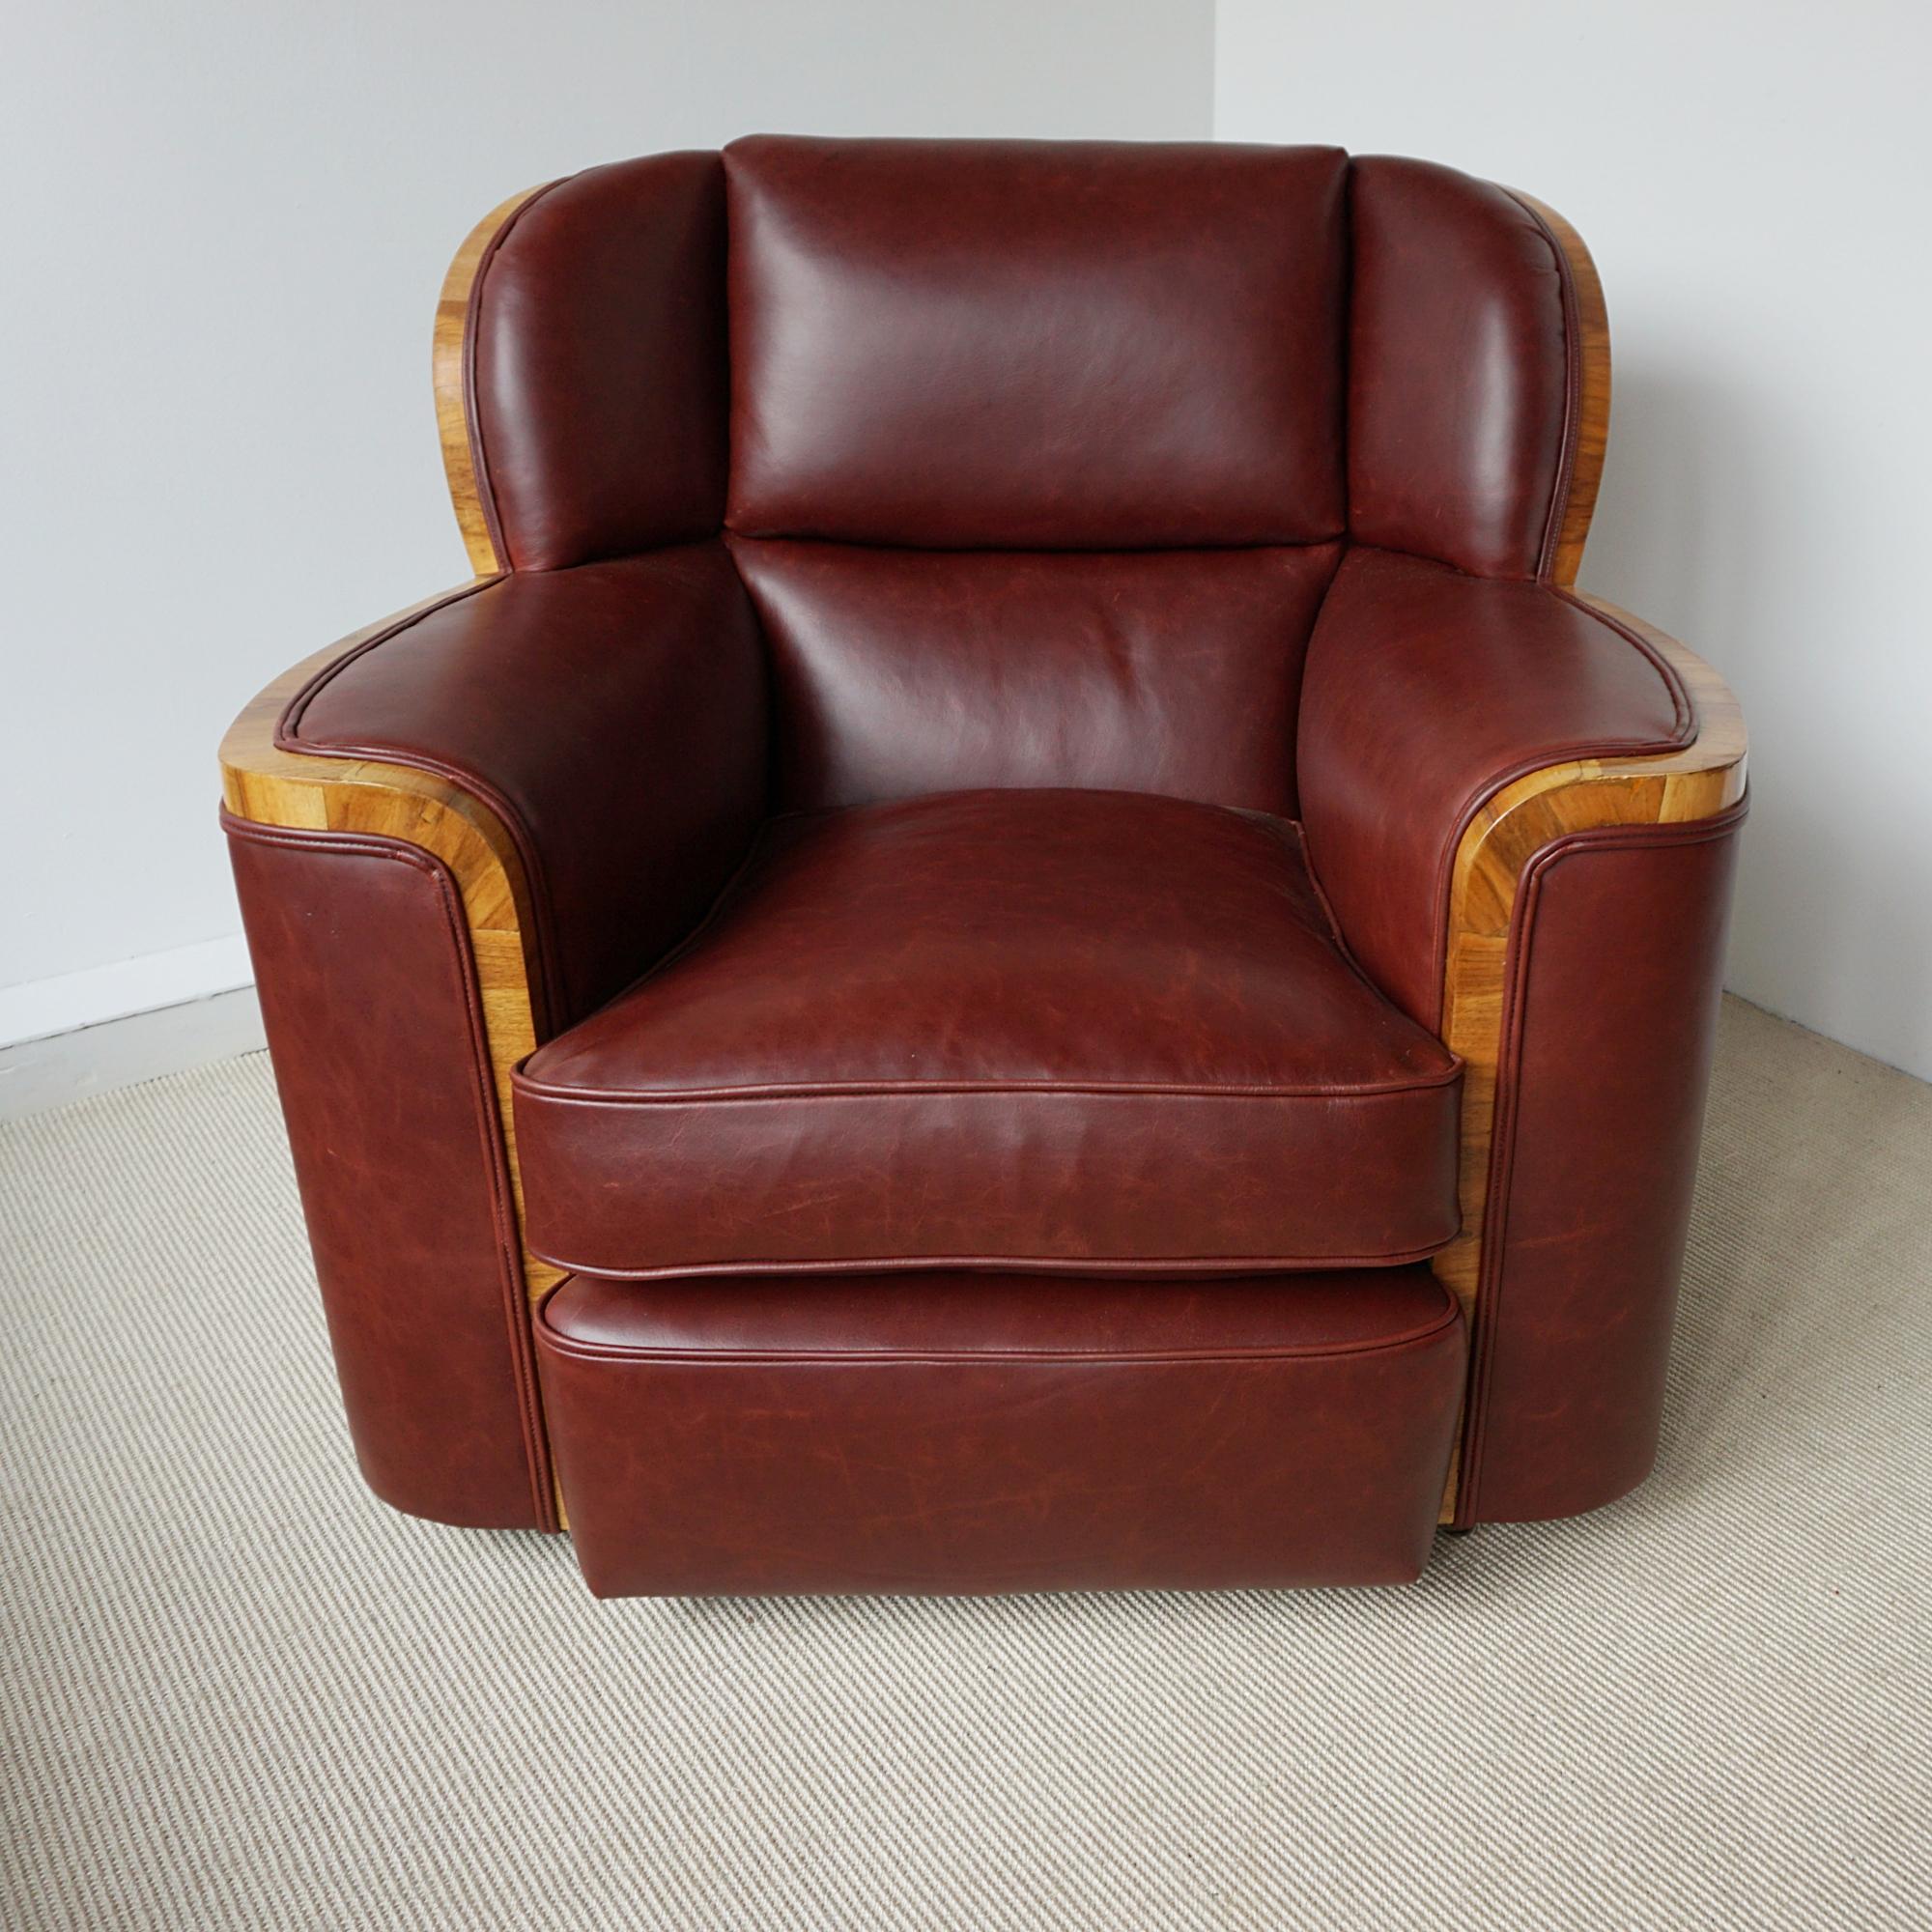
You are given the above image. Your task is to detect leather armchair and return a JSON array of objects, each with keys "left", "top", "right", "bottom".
[{"left": 222, "top": 139, "right": 1745, "bottom": 1595}]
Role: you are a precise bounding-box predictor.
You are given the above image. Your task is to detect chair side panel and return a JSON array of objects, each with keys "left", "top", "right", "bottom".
[
  {"left": 1459, "top": 807, "right": 1745, "bottom": 1524},
  {"left": 225, "top": 815, "right": 552, "bottom": 1530}
]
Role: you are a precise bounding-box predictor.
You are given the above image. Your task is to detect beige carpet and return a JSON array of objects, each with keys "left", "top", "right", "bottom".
[{"left": 2, "top": 997, "right": 1927, "bottom": 1930}]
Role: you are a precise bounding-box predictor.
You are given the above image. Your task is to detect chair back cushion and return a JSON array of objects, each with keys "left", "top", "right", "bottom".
[
  {"left": 723, "top": 137, "right": 1350, "bottom": 549},
  {"left": 730, "top": 539, "right": 1340, "bottom": 814},
  {"left": 462, "top": 139, "right": 1580, "bottom": 809}
]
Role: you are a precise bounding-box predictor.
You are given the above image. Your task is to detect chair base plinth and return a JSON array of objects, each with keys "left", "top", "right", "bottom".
[{"left": 534, "top": 1265, "right": 1466, "bottom": 1599}]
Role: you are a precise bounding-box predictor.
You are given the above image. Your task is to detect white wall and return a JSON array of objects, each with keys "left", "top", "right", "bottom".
[
  {"left": 12, "top": 1, "right": 1931, "bottom": 1087},
  {"left": 0, "top": 1, "right": 1213, "bottom": 1045},
  {"left": 1218, "top": 0, "right": 1932, "bottom": 1079}
]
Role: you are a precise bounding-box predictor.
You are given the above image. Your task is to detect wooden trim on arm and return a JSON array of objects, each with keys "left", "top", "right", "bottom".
[
  {"left": 1431, "top": 608, "right": 1747, "bottom": 1519},
  {"left": 432, "top": 185, "right": 554, "bottom": 577},
  {"left": 219, "top": 604, "right": 570, "bottom": 1334}
]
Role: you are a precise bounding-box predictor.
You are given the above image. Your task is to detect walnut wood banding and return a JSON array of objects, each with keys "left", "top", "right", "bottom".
[{"left": 432, "top": 186, "right": 550, "bottom": 576}]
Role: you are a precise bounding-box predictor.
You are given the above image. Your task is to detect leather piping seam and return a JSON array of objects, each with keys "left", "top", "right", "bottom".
[
  {"left": 719, "top": 529, "right": 1351, "bottom": 561},
  {"left": 537, "top": 1314, "right": 1464, "bottom": 1371},
  {"left": 272, "top": 581, "right": 565, "bottom": 1036},
  {"left": 525, "top": 1243, "right": 1459, "bottom": 1282},
  {"left": 511, "top": 1071, "right": 1463, "bottom": 1104},
  {"left": 1454, "top": 797, "right": 1749, "bottom": 1526},
  {"left": 1294, "top": 816, "right": 1435, "bottom": 1021},
  {"left": 219, "top": 811, "right": 557, "bottom": 1531},
  {"left": 464, "top": 176, "right": 573, "bottom": 574},
  {"left": 1418, "top": 582, "right": 1696, "bottom": 1034},
  {"left": 1504, "top": 187, "right": 1583, "bottom": 586}
]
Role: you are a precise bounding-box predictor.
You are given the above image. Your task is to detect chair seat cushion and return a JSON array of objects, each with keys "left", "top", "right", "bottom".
[{"left": 513, "top": 788, "right": 1463, "bottom": 1276}]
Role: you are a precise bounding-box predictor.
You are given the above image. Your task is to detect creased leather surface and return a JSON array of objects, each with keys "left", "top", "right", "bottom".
[
  {"left": 1349, "top": 156, "right": 1572, "bottom": 580},
  {"left": 281, "top": 544, "right": 767, "bottom": 1030},
  {"left": 1462, "top": 806, "right": 1746, "bottom": 1525},
  {"left": 473, "top": 152, "right": 729, "bottom": 571},
  {"left": 537, "top": 1267, "right": 1466, "bottom": 1595},
  {"left": 513, "top": 789, "right": 1462, "bottom": 1276},
  {"left": 224, "top": 815, "right": 550, "bottom": 1529},
  {"left": 1296, "top": 547, "right": 1691, "bottom": 1028},
  {"left": 233, "top": 136, "right": 1750, "bottom": 1577},
  {"left": 731, "top": 538, "right": 1341, "bottom": 814},
  {"left": 724, "top": 136, "right": 1349, "bottom": 547}
]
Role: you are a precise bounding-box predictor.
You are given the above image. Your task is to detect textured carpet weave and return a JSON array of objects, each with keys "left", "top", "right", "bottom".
[{"left": 2, "top": 997, "right": 1928, "bottom": 1929}]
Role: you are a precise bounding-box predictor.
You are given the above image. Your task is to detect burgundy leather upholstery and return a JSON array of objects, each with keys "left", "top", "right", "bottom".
[
  {"left": 1349, "top": 158, "right": 1574, "bottom": 580},
  {"left": 513, "top": 788, "right": 1463, "bottom": 1277},
  {"left": 1459, "top": 805, "right": 1745, "bottom": 1524},
  {"left": 724, "top": 137, "right": 1349, "bottom": 548},
  {"left": 229, "top": 137, "right": 1746, "bottom": 1589},
  {"left": 731, "top": 538, "right": 1342, "bottom": 813},
  {"left": 226, "top": 816, "right": 551, "bottom": 1529},
  {"left": 1297, "top": 547, "right": 1692, "bottom": 1029},
  {"left": 537, "top": 1266, "right": 1466, "bottom": 1595},
  {"left": 471, "top": 153, "right": 729, "bottom": 572},
  {"left": 280, "top": 545, "right": 767, "bottom": 1029}
]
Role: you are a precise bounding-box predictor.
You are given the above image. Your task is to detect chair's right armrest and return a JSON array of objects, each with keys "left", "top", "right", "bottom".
[
  {"left": 1296, "top": 545, "right": 1747, "bottom": 1528},
  {"left": 1297, "top": 546, "right": 1745, "bottom": 1035}
]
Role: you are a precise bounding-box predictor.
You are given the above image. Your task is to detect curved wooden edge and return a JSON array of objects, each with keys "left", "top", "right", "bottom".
[
  {"left": 219, "top": 602, "right": 568, "bottom": 1319},
  {"left": 1510, "top": 190, "right": 1611, "bottom": 591},
  {"left": 433, "top": 185, "right": 553, "bottom": 577},
  {"left": 1431, "top": 608, "right": 1746, "bottom": 1519}
]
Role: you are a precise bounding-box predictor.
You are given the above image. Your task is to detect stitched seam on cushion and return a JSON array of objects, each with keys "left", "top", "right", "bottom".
[
  {"left": 1292, "top": 819, "right": 1462, "bottom": 1069},
  {"left": 539, "top": 1321, "right": 1463, "bottom": 1371},
  {"left": 511, "top": 1073, "right": 1464, "bottom": 1104},
  {"left": 526, "top": 1242, "right": 1457, "bottom": 1281},
  {"left": 465, "top": 176, "right": 572, "bottom": 573},
  {"left": 220, "top": 812, "right": 557, "bottom": 1530},
  {"left": 277, "top": 582, "right": 499, "bottom": 739},
  {"left": 536, "top": 1280, "right": 1463, "bottom": 1367},
  {"left": 1455, "top": 799, "right": 1749, "bottom": 1525},
  {"left": 1551, "top": 590, "right": 1694, "bottom": 736},
  {"left": 1503, "top": 188, "right": 1583, "bottom": 586}
]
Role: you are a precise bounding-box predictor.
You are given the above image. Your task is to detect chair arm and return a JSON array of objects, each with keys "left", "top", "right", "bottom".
[
  {"left": 219, "top": 548, "right": 767, "bottom": 1507},
  {"left": 222, "top": 542, "right": 768, "bottom": 1039},
  {"left": 1298, "top": 547, "right": 1746, "bottom": 1033},
  {"left": 1297, "top": 548, "right": 1746, "bottom": 1520}
]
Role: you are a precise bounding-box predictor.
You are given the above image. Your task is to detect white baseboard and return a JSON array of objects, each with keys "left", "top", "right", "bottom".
[
  {"left": 0, "top": 934, "right": 255, "bottom": 1047},
  {"left": 0, "top": 937, "right": 266, "bottom": 1121}
]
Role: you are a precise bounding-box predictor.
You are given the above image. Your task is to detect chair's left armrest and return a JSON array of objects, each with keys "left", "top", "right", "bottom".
[
  {"left": 223, "top": 541, "right": 769, "bottom": 1038},
  {"left": 218, "top": 541, "right": 766, "bottom": 1531}
]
